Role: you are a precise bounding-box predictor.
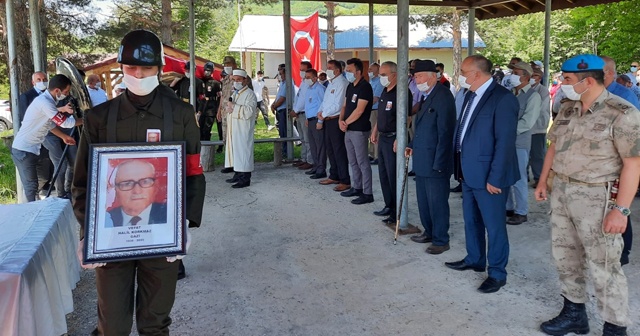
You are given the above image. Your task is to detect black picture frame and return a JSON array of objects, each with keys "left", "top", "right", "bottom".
[{"left": 83, "top": 142, "right": 186, "bottom": 263}]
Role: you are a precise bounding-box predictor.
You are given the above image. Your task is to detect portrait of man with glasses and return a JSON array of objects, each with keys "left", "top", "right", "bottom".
[{"left": 104, "top": 159, "right": 168, "bottom": 228}]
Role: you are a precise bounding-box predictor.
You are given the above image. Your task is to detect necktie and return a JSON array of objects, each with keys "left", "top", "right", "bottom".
[
  {"left": 130, "top": 216, "right": 142, "bottom": 226},
  {"left": 455, "top": 91, "right": 477, "bottom": 152}
]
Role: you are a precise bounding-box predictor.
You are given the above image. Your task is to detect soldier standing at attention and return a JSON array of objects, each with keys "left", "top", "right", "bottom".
[{"left": 535, "top": 54, "right": 640, "bottom": 336}]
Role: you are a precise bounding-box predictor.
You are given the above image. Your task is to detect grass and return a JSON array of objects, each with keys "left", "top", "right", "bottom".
[
  {"left": 0, "top": 115, "right": 300, "bottom": 204},
  {"left": 210, "top": 115, "right": 301, "bottom": 167},
  {"left": 0, "top": 129, "right": 16, "bottom": 204}
]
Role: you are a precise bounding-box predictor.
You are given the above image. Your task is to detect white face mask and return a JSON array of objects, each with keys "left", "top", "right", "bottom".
[
  {"left": 185, "top": 72, "right": 191, "bottom": 79},
  {"left": 416, "top": 82, "right": 430, "bottom": 92},
  {"left": 529, "top": 78, "right": 536, "bottom": 86},
  {"left": 56, "top": 93, "right": 67, "bottom": 102},
  {"left": 561, "top": 80, "right": 588, "bottom": 101},
  {"left": 123, "top": 73, "right": 159, "bottom": 96},
  {"left": 233, "top": 82, "right": 244, "bottom": 90},
  {"left": 224, "top": 66, "right": 233, "bottom": 75},
  {"left": 636, "top": 75, "right": 640, "bottom": 82},
  {"left": 35, "top": 81, "right": 47, "bottom": 91},
  {"left": 509, "top": 74, "right": 522, "bottom": 88},
  {"left": 458, "top": 75, "right": 471, "bottom": 89},
  {"left": 95, "top": 82, "right": 102, "bottom": 89},
  {"left": 380, "top": 75, "right": 390, "bottom": 87},
  {"left": 368, "top": 72, "right": 374, "bottom": 78},
  {"left": 326, "top": 70, "right": 335, "bottom": 79},
  {"left": 345, "top": 71, "right": 356, "bottom": 83},
  {"left": 299, "top": 71, "right": 306, "bottom": 79},
  {"left": 436, "top": 72, "right": 442, "bottom": 80},
  {"left": 304, "top": 79, "right": 314, "bottom": 87}
]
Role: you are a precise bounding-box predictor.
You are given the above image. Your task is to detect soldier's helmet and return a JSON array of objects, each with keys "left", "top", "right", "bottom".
[
  {"left": 118, "top": 30, "right": 165, "bottom": 66},
  {"left": 204, "top": 62, "right": 215, "bottom": 72}
]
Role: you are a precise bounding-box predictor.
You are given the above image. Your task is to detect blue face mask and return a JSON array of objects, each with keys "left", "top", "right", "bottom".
[
  {"left": 345, "top": 71, "right": 356, "bottom": 83},
  {"left": 631, "top": 66, "right": 638, "bottom": 72}
]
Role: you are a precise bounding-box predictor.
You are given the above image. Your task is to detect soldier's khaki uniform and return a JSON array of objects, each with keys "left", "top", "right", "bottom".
[
  {"left": 218, "top": 75, "right": 234, "bottom": 140},
  {"left": 548, "top": 90, "right": 640, "bottom": 327}
]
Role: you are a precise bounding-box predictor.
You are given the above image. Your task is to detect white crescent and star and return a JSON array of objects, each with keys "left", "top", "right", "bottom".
[{"left": 293, "top": 31, "right": 315, "bottom": 54}]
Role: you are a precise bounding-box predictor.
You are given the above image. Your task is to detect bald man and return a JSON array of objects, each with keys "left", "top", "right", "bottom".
[
  {"left": 87, "top": 74, "right": 108, "bottom": 106},
  {"left": 106, "top": 160, "right": 167, "bottom": 227}
]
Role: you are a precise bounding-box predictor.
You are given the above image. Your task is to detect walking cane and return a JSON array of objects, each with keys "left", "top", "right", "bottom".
[
  {"left": 46, "top": 126, "right": 77, "bottom": 198},
  {"left": 394, "top": 155, "right": 411, "bottom": 245}
]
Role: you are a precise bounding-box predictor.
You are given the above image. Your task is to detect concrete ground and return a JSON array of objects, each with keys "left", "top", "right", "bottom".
[{"left": 66, "top": 162, "right": 640, "bottom": 336}]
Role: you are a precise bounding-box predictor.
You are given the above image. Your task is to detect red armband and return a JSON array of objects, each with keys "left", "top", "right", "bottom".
[
  {"left": 51, "top": 112, "right": 69, "bottom": 126},
  {"left": 186, "top": 154, "right": 203, "bottom": 176}
]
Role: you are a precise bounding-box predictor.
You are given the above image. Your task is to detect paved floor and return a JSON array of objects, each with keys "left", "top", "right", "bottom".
[{"left": 66, "top": 163, "right": 640, "bottom": 335}]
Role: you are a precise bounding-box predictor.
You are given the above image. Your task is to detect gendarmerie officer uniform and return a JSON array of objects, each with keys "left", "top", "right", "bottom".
[
  {"left": 72, "top": 30, "right": 206, "bottom": 336},
  {"left": 201, "top": 61, "right": 222, "bottom": 141}
]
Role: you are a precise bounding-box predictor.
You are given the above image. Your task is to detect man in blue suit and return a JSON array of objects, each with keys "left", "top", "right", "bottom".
[
  {"left": 445, "top": 55, "right": 520, "bottom": 294},
  {"left": 405, "top": 60, "right": 456, "bottom": 255}
]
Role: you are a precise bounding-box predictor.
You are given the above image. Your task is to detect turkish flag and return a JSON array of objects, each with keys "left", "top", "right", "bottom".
[{"left": 291, "top": 12, "right": 321, "bottom": 86}]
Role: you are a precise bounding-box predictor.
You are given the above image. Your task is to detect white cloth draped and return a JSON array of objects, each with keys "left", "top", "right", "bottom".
[
  {"left": 0, "top": 198, "right": 81, "bottom": 336},
  {"left": 224, "top": 87, "right": 257, "bottom": 172}
]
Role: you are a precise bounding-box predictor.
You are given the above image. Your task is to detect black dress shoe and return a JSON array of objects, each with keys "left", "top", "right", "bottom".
[
  {"left": 232, "top": 180, "right": 250, "bottom": 188},
  {"left": 340, "top": 188, "right": 363, "bottom": 197},
  {"left": 450, "top": 184, "right": 462, "bottom": 192},
  {"left": 351, "top": 194, "right": 374, "bottom": 204},
  {"left": 221, "top": 167, "right": 234, "bottom": 174},
  {"left": 477, "top": 277, "right": 506, "bottom": 293},
  {"left": 305, "top": 169, "right": 316, "bottom": 175},
  {"left": 410, "top": 233, "right": 432, "bottom": 243},
  {"left": 310, "top": 173, "right": 327, "bottom": 179},
  {"left": 507, "top": 214, "right": 527, "bottom": 225},
  {"left": 444, "top": 259, "right": 485, "bottom": 272},
  {"left": 370, "top": 159, "right": 378, "bottom": 165},
  {"left": 374, "top": 207, "right": 391, "bottom": 217},
  {"left": 177, "top": 260, "right": 186, "bottom": 280},
  {"left": 226, "top": 174, "right": 240, "bottom": 183},
  {"left": 506, "top": 210, "right": 515, "bottom": 217},
  {"left": 382, "top": 216, "right": 395, "bottom": 224},
  {"left": 408, "top": 171, "right": 416, "bottom": 176}
]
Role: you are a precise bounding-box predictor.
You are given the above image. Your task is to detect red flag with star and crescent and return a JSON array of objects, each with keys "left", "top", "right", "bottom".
[{"left": 290, "top": 12, "right": 321, "bottom": 86}]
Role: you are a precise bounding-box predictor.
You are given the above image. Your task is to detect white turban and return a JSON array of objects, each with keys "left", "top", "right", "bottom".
[{"left": 232, "top": 69, "right": 248, "bottom": 78}]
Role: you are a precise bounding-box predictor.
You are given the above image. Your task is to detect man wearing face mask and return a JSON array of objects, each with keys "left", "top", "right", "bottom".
[
  {"left": 18, "top": 71, "right": 54, "bottom": 197},
  {"left": 340, "top": 58, "right": 374, "bottom": 205},
  {"left": 303, "top": 68, "right": 327, "bottom": 179},
  {"left": 446, "top": 55, "right": 519, "bottom": 294},
  {"left": 170, "top": 61, "right": 205, "bottom": 114},
  {"left": 435, "top": 63, "right": 451, "bottom": 89},
  {"left": 224, "top": 69, "right": 257, "bottom": 188},
  {"left": 72, "top": 30, "right": 206, "bottom": 335},
  {"left": 624, "top": 61, "right": 638, "bottom": 87},
  {"left": 367, "top": 63, "right": 383, "bottom": 165},
  {"left": 318, "top": 72, "right": 329, "bottom": 87},
  {"left": 370, "top": 61, "right": 412, "bottom": 224},
  {"left": 501, "top": 57, "right": 523, "bottom": 88},
  {"left": 271, "top": 64, "right": 298, "bottom": 158},
  {"left": 404, "top": 60, "right": 456, "bottom": 252},
  {"left": 317, "top": 60, "right": 351, "bottom": 192},
  {"left": 252, "top": 70, "right": 273, "bottom": 131},
  {"left": 529, "top": 66, "right": 551, "bottom": 189},
  {"left": 217, "top": 56, "right": 239, "bottom": 171},
  {"left": 12, "top": 74, "right": 81, "bottom": 202},
  {"left": 292, "top": 61, "right": 314, "bottom": 170},
  {"left": 87, "top": 74, "right": 108, "bottom": 106},
  {"left": 504, "top": 62, "right": 541, "bottom": 225},
  {"left": 534, "top": 54, "right": 640, "bottom": 336},
  {"left": 201, "top": 62, "right": 222, "bottom": 141}
]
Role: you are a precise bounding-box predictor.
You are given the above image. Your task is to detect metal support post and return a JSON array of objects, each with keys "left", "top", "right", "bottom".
[
  {"left": 283, "top": 0, "right": 294, "bottom": 160},
  {"left": 396, "top": 0, "right": 409, "bottom": 229}
]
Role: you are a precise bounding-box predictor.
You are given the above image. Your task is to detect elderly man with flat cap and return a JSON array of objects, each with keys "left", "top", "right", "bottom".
[
  {"left": 535, "top": 54, "right": 640, "bottom": 336},
  {"left": 405, "top": 59, "right": 456, "bottom": 253}
]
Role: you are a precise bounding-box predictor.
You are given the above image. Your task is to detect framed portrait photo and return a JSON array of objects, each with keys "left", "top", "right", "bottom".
[{"left": 84, "top": 142, "right": 186, "bottom": 263}]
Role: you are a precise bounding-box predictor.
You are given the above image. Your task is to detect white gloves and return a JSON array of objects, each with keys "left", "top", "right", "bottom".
[
  {"left": 77, "top": 239, "right": 106, "bottom": 269},
  {"left": 166, "top": 230, "right": 191, "bottom": 263}
]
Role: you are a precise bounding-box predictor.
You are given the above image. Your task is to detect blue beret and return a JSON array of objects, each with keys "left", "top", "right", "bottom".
[{"left": 561, "top": 54, "right": 605, "bottom": 73}]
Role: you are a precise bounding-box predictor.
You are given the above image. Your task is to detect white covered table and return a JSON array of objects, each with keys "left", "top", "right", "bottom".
[{"left": 0, "top": 198, "right": 81, "bottom": 336}]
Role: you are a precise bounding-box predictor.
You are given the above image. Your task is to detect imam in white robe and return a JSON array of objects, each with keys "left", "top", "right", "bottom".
[{"left": 224, "top": 86, "right": 257, "bottom": 172}]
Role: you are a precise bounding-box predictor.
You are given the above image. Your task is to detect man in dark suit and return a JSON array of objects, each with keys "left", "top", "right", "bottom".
[
  {"left": 106, "top": 160, "right": 167, "bottom": 227},
  {"left": 445, "top": 55, "right": 520, "bottom": 294},
  {"left": 405, "top": 60, "right": 456, "bottom": 255},
  {"left": 18, "top": 71, "right": 53, "bottom": 195}
]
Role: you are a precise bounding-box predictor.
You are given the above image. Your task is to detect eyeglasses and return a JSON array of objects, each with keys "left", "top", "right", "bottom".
[{"left": 115, "top": 177, "right": 156, "bottom": 191}]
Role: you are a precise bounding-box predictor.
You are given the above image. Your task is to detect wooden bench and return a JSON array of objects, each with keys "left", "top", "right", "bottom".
[{"left": 200, "top": 137, "right": 300, "bottom": 171}]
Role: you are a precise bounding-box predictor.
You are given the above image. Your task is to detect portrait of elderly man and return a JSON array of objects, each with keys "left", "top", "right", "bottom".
[{"left": 105, "top": 159, "right": 167, "bottom": 227}]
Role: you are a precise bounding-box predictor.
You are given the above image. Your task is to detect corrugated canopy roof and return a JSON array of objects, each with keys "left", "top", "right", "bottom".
[
  {"left": 307, "top": 0, "right": 625, "bottom": 20},
  {"left": 229, "top": 15, "right": 485, "bottom": 53}
]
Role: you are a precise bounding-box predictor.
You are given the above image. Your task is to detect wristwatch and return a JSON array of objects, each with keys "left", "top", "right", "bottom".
[{"left": 613, "top": 204, "right": 631, "bottom": 217}]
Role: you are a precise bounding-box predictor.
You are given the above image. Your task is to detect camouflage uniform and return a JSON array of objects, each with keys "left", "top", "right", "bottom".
[
  {"left": 218, "top": 75, "right": 234, "bottom": 140},
  {"left": 548, "top": 89, "right": 640, "bottom": 327}
]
